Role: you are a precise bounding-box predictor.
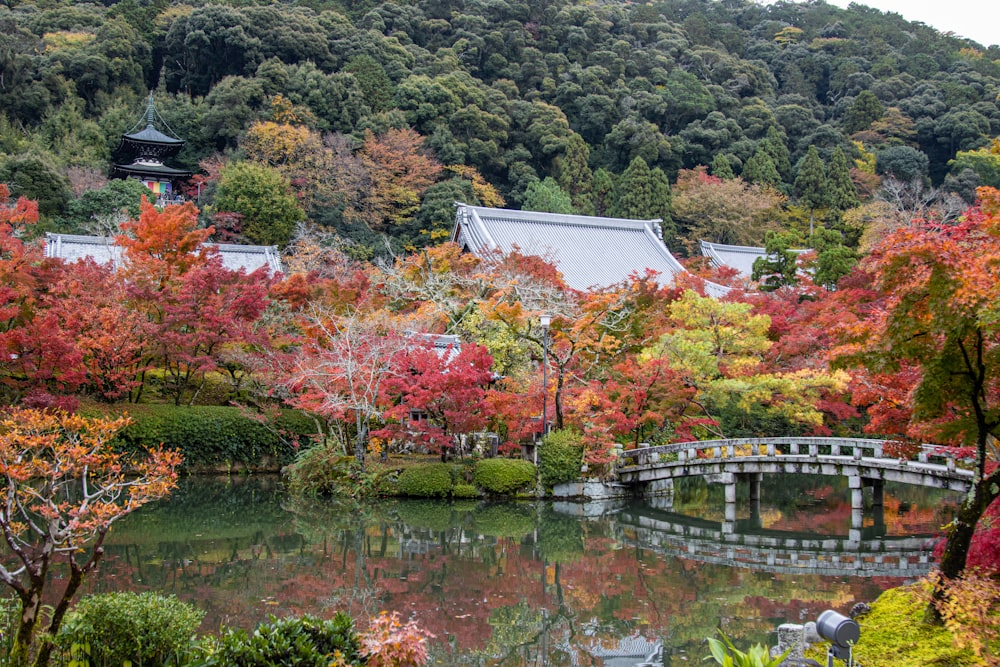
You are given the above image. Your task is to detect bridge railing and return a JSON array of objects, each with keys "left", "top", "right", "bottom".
[{"left": 619, "top": 437, "right": 971, "bottom": 472}]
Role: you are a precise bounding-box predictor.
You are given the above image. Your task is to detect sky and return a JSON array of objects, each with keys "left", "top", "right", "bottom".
[{"left": 822, "top": 0, "right": 998, "bottom": 47}]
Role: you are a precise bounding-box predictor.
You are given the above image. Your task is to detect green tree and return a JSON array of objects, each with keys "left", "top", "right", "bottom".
[
  {"left": 215, "top": 161, "right": 305, "bottom": 247},
  {"left": 828, "top": 145, "right": 860, "bottom": 212},
  {"left": 876, "top": 145, "right": 930, "bottom": 183},
  {"left": 609, "top": 157, "right": 673, "bottom": 238},
  {"left": 552, "top": 133, "right": 594, "bottom": 215},
  {"left": 522, "top": 177, "right": 575, "bottom": 214},
  {"left": 809, "top": 227, "right": 857, "bottom": 290},
  {"left": 950, "top": 137, "right": 1000, "bottom": 188},
  {"left": 63, "top": 179, "right": 151, "bottom": 233},
  {"left": 751, "top": 230, "right": 799, "bottom": 291},
  {"left": 843, "top": 90, "right": 885, "bottom": 134},
  {"left": 794, "top": 145, "right": 829, "bottom": 235},
  {"left": 743, "top": 148, "right": 782, "bottom": 188},
  {"left": 711, "top": 154, "right": 735, "bottom": 180},
  {"left": 0, "top": 152, "right": 71, "bottom": 218},
  {"left": 760, "top": 125, "right": 792, "bottom": 180}
]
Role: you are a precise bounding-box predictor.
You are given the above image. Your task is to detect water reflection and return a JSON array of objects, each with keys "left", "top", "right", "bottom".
[{"left": 89, "top": 475, "right": 959, "bottom": 666}]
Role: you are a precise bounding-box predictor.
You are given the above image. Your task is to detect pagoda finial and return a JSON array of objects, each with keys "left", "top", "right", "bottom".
[{"left": 146, "top": 91, "right": 155, "bottom": 128}]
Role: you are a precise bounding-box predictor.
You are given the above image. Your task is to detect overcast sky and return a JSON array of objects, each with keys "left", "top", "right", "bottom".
[{"left": 822, "top": 0, "right": 998, "bottom": 47}]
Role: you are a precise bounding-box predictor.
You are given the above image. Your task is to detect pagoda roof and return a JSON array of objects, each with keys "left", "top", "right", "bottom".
[
  {"left": 452, "top": 203, "right": 730, "bottom": 297},
  {"left": 111, "top": 161, "right": 192, "bottom": 178},
  {"left": 44, "top": 233, "right": 283, "bottom": 275},
  {"left": 123, "top": 124, "right": 184, "bottom": 145}
]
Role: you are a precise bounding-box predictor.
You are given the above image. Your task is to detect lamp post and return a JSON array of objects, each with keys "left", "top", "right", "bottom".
[{"left": 537, "top": 314, "right": 551, "bottom": 465}]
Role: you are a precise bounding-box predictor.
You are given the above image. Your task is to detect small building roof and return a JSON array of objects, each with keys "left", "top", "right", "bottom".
[
  {"left": 699, "top": 239, "right": 809, "bottom": 279},
  {"left": 452, "top": 203, "right": 729, "bottom": 297},
  {"left": 44, "top": 233, "right": 283, "bottom": 275}
]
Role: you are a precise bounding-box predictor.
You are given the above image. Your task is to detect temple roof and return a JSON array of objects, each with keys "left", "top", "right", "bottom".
[
  {"left": 44, "top": 234, "right": 283, "bottom": 274},
  {"left": 699, "top": 239, "right": 808, "bottom": 279},
  {"left": 110, "top": 161, "right": 192, "bottom": 178},
  {"left": 452, "top": 203, "right": 729, "bottom": 297}
]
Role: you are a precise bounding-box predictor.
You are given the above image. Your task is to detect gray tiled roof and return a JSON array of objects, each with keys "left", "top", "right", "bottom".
[
  {"left": 123, "top": 124, "right": 184, "bottom": 145},
  {"left": 699, "top": 239, "right": 809, "bottom": 279},
  {"left": 453, "top": 204, "right": 729, "bottom": 297},
  {"left": 699, "top": 240, "right": 768, "bottom": 278},
  {"left": 44, "top": 234, "right": 283, "bottom": 274}
]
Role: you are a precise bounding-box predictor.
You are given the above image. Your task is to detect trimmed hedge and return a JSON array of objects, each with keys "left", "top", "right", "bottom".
[
  {"left": 56, "top": 592, "right": 204, "bottom": 667},
  {"left": 473, "top": 458, "right": 536, "bottom": 495},
  {"left": 538, "top": 429, "right": 584, "bottom": 488},
  {"left": 396, "top": 463, "right": 454, "bottom": 497},
  {"left": 98, "top": 405, "right": 320, "bottom": 470}
]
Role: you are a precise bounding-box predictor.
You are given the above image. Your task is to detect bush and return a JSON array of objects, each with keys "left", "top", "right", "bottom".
[
  {"left": 452, "top": 483, "right": 480, "bottom": 499},
  {"left": 537, "top": 429, "right": 584, "bottom": 488},
  {"left": 55, "top": 592, "right": 204, "bottom": 667},
  {"left": 473, "top": 458, "right": 536, "bottom": 495},
  {"left": 396, "top": 463, "right": 454, "bottom": 497},
  {"left": 105, "top": 405, "right": 319, "bottom": 470},
  {"left": 193, "top": 614, "right": 361, "bottom": 667}
]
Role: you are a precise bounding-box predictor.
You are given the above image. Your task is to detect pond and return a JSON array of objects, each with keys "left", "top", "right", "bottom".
[{"left": 86, "top": 474, "right": 960, "bottom": 666}]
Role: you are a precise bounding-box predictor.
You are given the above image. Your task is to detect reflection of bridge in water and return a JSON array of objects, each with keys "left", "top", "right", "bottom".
[{"left": 613, "top": 502, "right": 940, "bottom": 578}]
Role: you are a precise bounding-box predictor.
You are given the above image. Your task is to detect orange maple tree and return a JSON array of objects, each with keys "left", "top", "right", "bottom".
[
  {"left": 832, "top": 186, "right": 1000, "bottom": 587},
  {"left": 0, "top": 409, "right": 181, "bottom": 667}
]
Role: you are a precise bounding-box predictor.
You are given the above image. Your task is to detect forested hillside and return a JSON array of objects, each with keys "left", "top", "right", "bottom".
[{"left": 2, "top": 0, "right": 999, "bottom": 257}]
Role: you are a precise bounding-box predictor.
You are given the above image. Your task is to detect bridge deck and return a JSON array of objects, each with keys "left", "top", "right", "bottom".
[{"left": 617, "top": 438, "right": 973, "bottom": 493}]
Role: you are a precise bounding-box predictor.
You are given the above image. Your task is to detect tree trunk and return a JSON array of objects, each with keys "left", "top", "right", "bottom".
[
  {"left": 932, "top": 467, "right": 1000, "bottom": 618},
  {"left": 354, "top": 413, "right": 367, "bottom": 471},
  {"left": 941, "top": 468, "right": 1000, "bottom": 578}
]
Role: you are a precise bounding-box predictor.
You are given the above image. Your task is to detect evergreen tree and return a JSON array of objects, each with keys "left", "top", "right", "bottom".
[
  {"left": 553, "top": 134, "right": 595, "bottom": 215},
  {"left": 752, "top": 230, "right": 800, "bottom": 291},
  {"left": 828, "top": 145, "right": 859, "bottom": 211},
  {"left": 810, "top": 227, "right": 857, "bottom": 290},
  {"left": 609, "top": 157, "right": 674, "bottom": 239},
  {"left": 711, "top": 153, "right": 735, "bottom": 179},
  {"left": 761, "top": 126, "right": 792, "bottom": 181},
  {"left": 743, "top": 148, "right": 782, "bottom": 188},
  {"left": 794, "top": 146, "right": 829, "bottom": 235},
  {"left": 842, "top": 90, "right": 884, "bottom": 134},
  {"left": 522, "top": 177, "right": 575, "bottom": 214},
  {"left": 592, "top": 168, "right": 616, "bottom": 217}
]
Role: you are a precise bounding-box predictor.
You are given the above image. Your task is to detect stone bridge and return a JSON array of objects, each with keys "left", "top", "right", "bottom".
[{"left": 617, "top": 437, "right": 973, "bottom": 521}]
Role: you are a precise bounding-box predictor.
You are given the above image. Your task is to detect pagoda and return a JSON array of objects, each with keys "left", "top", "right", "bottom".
[{"left": 110, "top": 93, "right": 192, "bottom": 200}]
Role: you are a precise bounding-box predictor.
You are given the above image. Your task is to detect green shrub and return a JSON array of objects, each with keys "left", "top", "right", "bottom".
[
  {"left": 193, "top": 614, "right": 361, "bottom": 667},
  {"left": 55, "top": 592, "right": 204, "bottom": 667},
  {"left": 452, "top": 483, "right": 480, "bottom": 499},
  {"left": 396, "top": 463, "right": 454, "bottom": 497},
  {"left": 537, "top": 429, "right": 584, "bottom": 488},
  {"left": 473, "top": 458, "right": 536, "bottom": 495},
  {"left": 104, "top": 405, "right": 319, "bottom": 470}
]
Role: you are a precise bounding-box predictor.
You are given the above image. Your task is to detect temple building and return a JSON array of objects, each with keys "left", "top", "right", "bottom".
[
  {"left": 109, "top": 93, "right": 192, "bottom": 201},
  {"left": 44, "top": 233, "right": 283, "bottom": 275},
  {"left": 452, "top": 203, "right": 730, "bottom": 297},
  {"left": 699, "top": 239, "right": 809, "bottom": 280}
]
